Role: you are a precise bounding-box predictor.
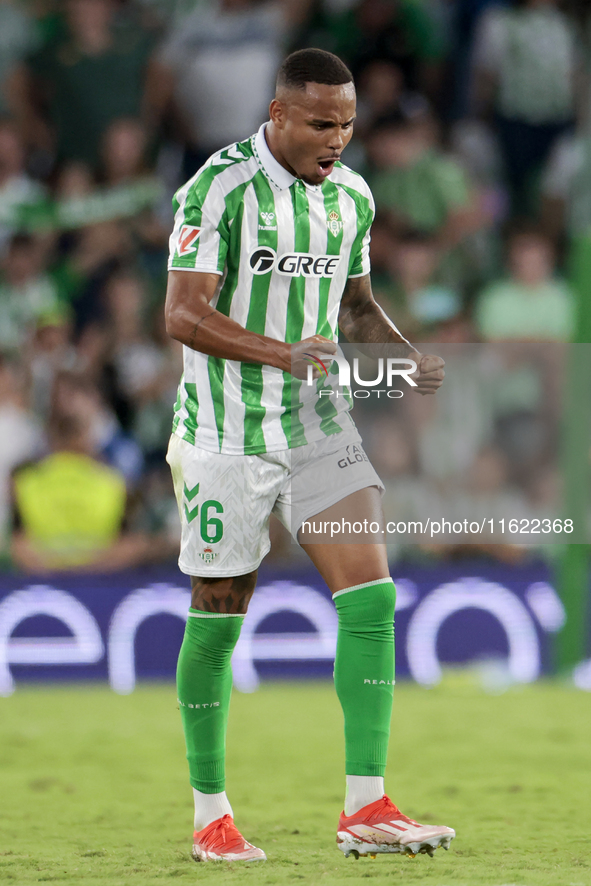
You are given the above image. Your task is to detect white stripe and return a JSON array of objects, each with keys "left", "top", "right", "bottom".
[
  {"left": 295, "top": 188, "right": 328, "bottom": 439},
  {"left": 185, "top": 348, "right": 218, "bottom": 451},
  {"left": 300, "top": 188, "right": 325, "bottom": 340},
  {"left": 324, "top": 186, "right": 357, "bottom": 338},
  {"left": 332, "top": 577, "right": 394, "bottom": 599},
  {"left": 259, "top": 186, "right": 295, "bottom": 451},
  {"left": 329, "top": 164, "right": 374, "bottom": 202},
  {"left": 196, "top": 158, "right": 259, "bottom": 271},
  {"left": 167, "top": 264, "right": 223, "bottom": 275},
  {"left": 220, "top": 181, "right": 261, "bottom": 453},
  {"left": 372, "top": 822, "right": 408, "bottom": 835},
  {"left": 188, "top": 611, "right": 245, "bottom": 618}
]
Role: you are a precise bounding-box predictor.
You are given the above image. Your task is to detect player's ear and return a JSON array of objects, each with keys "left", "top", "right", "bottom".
[{"left": 269, "top": 98, "right": 286, "bottom": 129}]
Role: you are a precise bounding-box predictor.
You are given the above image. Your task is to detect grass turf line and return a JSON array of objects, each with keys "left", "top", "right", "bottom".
[{"left": 0, "top": 680, "right": 590, "bottom": 885}]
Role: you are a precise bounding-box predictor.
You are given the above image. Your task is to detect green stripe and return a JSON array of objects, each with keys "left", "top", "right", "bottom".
[
  {"left": 317, "top": 181, "right": 344, "bottom": 338},
  {"left": 241, "top": 173, "right": 278, "bottom": 452},
  {"left": 281, "top": 184, "right": 310, "bottom": 449},
  {"left": 171, "top": 376, "right": 183, "bottom": 434},
  {"left": 182, "top": 382, "right": 198, "bottom": 445},
  {"left": 203, "top": 176, "right": 254, "bottom": 451},
  {"left": 245, "top": 173, "right": 277, "bottom": 333},
  {"left": 173, "top": 138, "right": 254, "bottom": 268},
  {"left": 215, "top": 180, "right": 251, "bottom": 315},
  {"left": 315, "top": 363, "right": 344, "bottom": 436},
  {"left": 334, "top": 183, "right": 372, "bottom": 277},
  {"left": 207, "top": 358, "right": 226, "bottom": 451}
]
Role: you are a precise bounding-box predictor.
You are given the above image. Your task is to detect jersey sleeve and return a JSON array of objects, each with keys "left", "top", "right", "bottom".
[
  {"left": 348, "top": 192, "right": 375, "bottom": 279},
  {"left": 168, "top": 174, "right": 230, "bottom": 275}
]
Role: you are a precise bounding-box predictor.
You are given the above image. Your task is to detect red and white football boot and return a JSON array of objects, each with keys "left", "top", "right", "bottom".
[
  {"left": 337, "top": 795, "right": 455, "bottom": 859},
  {"left": 192, "top": 814, "right": 266, "bottom": 862}
]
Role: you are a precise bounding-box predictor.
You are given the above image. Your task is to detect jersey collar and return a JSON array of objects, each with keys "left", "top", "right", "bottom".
[{"left": 253, "top": 123, "right": 321, "bottom": 192}]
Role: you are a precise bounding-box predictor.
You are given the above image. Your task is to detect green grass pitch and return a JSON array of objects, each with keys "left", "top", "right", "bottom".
[{"left": 1, "top": 679, "right": 590, "bottom": 886}]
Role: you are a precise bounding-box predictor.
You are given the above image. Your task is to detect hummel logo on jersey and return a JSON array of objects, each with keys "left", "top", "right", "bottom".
[
  {"left": 177, "top": 225, "right": 201, "bottom": 256},
  {"left": 258, "top": 210, "right": 277, "bottom": 231},
  {"left": 249, "top": 247, "right": 340, "bottom": 277}
]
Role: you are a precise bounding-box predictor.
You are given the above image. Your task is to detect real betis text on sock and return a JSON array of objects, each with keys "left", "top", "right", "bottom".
[
  {"left": 176, "top": 610, "right": 244, "bottom": 793},
  {"left": 334, "top": 578, "right": 396, "bottom": 777}
]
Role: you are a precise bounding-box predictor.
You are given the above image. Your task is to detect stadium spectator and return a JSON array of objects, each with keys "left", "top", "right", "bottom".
[
  {"left": 102, "top": 269, "right": 179, "bottom": 454},
  {"left": 355, "top": 59, "right": 430, "bottom": 136},
  {"left": 471, "top": 0, "right": 578, "bottom": 214},
  {"left": 540, "top": 127, "right": 591, "bottom": 240},
  {"left": 448, "top": 0, "right": 504, "bottom": 118},
  {"left": 155, "top": 0, "right": 314, "bottom": 176},
  {"left": 0, "top": 119, "right": 46, "bottom": 252},
  {"left": 0, "top": 0, "right": 37, "bottom": 115},
  {"left": 51, "top": 371, "right": 144, "bottom": 489},
  {"left": 0, "top": 233, "right": 65, "bottom": 353},
  {"left": 49, "top": 161, "right": 138, "bottom": 333},
  {"left": 366, "top": 111, "right": 482, "bottom": 251},
  {"left": 0, "top": 357, "right": 42, "bottom": 551},
  {"left": 99, "top": 118, "right": 169, "bottom": 269},
  {"left": 307, "top": 0, "right": 445, "bottom": 97},
  {"left": 387, "top": 230, "right": 462, "bottom": 338},
  {"left": 10, "top": 412, "right": 163, "bottom": 573},
  {"left": 9, "top": 0, "right": 160, "bottom": 169},
  {"left": 474, "top": 227, "right": 575, "bottom": 341},
  {"left": 28, "top": 310, "right": 77, "bottom": 418}
]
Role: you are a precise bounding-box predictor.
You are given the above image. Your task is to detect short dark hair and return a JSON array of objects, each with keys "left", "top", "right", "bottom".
[{"left": 276, "top": 49, "right": 353, "bottom": 91}]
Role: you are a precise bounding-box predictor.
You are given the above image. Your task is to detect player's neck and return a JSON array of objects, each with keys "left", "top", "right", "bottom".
[{"left": 264, "top": 123, "right": 300, "bottom": 181}]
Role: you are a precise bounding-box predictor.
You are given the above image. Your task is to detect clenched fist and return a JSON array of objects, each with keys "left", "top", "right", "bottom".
[{"left": 409, "top": 351, "right": 445, "bottom": 395}]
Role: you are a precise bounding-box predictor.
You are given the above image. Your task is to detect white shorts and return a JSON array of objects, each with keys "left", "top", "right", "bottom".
[{"left": 166, "top": 430, "right": 383, "bottom": 577}]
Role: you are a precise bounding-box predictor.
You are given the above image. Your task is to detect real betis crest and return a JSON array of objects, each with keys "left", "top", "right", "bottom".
[
  {"left": 327, "top": 210, "right": 343, "bottom": 237},
  {"left": 198, "top": 547, "right": 218, "bottom": 564}
]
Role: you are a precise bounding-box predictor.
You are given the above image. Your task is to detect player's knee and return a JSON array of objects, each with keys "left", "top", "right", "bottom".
[
  {"left": 190, "top": 570, "right": 258, "bottom": 614},
  {"left": 363, "top": 579, "right": 395, "bottom": 621},
  {"left": 337, "top": 578, "right": 395, "bottom": 625}
]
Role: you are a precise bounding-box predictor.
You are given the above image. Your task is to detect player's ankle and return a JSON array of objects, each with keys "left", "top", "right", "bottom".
[
  {"left": 344, "top": 775, "right": 384, "bottom": 816},
  {"left": 193, "top": 788, "right": 233, "bottom": 830}
]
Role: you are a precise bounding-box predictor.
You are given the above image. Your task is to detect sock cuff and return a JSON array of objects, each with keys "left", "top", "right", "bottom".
[
  {"left": 188, "top": 609, "right": 245, "bottom": 619},
  {"left": 189, "top": 757, "right": 226, "bottom": 794},
  {"left": 333, "top": 577, "right": 394, "bottom": 600}
]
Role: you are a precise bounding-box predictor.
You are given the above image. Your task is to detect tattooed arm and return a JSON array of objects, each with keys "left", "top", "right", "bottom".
[
  {"left": 164, "top": 269, "right": 336, "bottom": 378},
  {"left": 338, "top": 273, "right": 445, "bottom": 395},
  {"left": 338, "top": 273, "right": 413, "bottom": 352}
]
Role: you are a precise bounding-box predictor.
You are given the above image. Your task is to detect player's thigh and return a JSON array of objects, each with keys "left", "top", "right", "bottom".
[
  {"left": 189, "top": 571, "right": 258, "bottom": 614},
  {"left": 274, "top": 434, "right": 384, "bottom": 540},
  {"left": 300, "top": 486, "right": 390, "bottom": 594},
  {"left": 270, "top": 432, "right": 389, "bottom": 593},
  {"left": 166, "top": 434, "right": 283, "bottom": 580}
]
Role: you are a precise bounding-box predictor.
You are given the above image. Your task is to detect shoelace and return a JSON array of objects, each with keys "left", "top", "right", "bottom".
[
  {"left": 364, "top": 796, "right": 420, "bottom": 827},
  {"left": 201, "top": 815, "right": 247, "bottom": 852}
]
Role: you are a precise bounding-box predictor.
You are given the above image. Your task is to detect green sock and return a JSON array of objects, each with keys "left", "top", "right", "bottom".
[
  {"left": 334, "top": 579, "right": 396, "bottom": 777},
  {"left": 176, "top": 609, "right": 244, "bottom": 793}
]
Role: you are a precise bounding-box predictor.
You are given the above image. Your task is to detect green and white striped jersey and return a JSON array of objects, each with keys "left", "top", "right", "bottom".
[{"left": 168, "top": 123, "right": 374, "bottom": 455}]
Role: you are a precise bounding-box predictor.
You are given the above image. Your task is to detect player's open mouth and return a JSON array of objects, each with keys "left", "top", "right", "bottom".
[{"left": 317, "top": 157, "right": 339, "bottom": 177}]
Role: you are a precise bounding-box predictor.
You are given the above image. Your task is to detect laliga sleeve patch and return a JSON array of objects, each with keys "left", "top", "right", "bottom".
[{"left": 178, "top": 225, "right": 201, "bottom": 256}]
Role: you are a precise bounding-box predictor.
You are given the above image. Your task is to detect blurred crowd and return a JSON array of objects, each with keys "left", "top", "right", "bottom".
[{"left": 0, "top": 0, "right": 588, "bottom": 572}]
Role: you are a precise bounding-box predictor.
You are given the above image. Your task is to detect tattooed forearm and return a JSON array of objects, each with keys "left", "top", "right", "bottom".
[
  {"left": 338, "top": 274, "right": 412, "bottom": 355},
  {"left": 190, "top": 571, "right": 258, "bottom": 614},
  {"left": 187, "top": 311, "right": 215, "bottom": 350}
]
